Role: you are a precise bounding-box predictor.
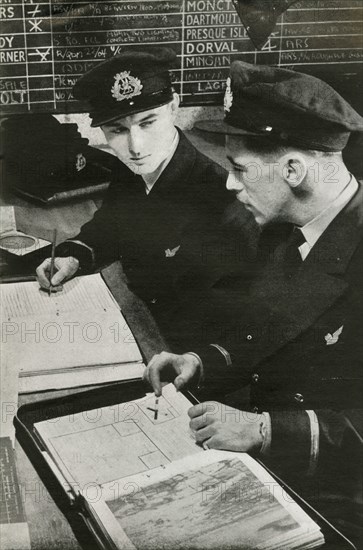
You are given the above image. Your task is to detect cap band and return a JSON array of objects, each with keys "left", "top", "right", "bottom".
[
  {"left": 225, "top": 101, "right": 351, "bottom": 151},
  {"left": 90, "top": 87, "right": 174, "bottom": 127}
]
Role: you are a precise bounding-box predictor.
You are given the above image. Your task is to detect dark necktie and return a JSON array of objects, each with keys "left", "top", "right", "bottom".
[
  {"left": 283, "top": 226, "right": 305, "bottom": 277},
  {"left": 132, "top": 174, "right": 147, "bottom": 196}
]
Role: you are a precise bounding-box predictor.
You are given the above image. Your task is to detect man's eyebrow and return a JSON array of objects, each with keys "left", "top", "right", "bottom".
[
  {"left": 104, "top": 112, "right": 158, "bottom": 130},
  {"left": 104, "top": 121, "right": 127, "bottom": 130},
  {"left": 138, "top": 113, "right": 158, "bottom": 123},
  {"left": 226, "top": 156, "right": 247, "bottom": 170}
]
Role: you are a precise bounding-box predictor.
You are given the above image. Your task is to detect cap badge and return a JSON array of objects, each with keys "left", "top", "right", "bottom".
[
  {"left": 224, "top": 77, "right": 233, "bottom": 113},
  {"left": 75, "top": 153, "right": 86, "bottom": 172},
  {"left": 111, "top": 71, "right": 143, "bottom": 102}
]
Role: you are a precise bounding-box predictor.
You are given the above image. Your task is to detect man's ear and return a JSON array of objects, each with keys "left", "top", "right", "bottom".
[
  {"left": 170, "top": 92, "right": 180, "bottom": 117},
  {"left": 281, "top": 154, "right": 308, "bottom": 188}
]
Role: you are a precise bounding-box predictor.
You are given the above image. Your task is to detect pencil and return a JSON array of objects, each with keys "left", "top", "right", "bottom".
[
  {"left": 48, "top": 229, "right": 57, "bottom": 297},
  {"left": 154, "top": 396, "right": 159, "bottom": 420}
]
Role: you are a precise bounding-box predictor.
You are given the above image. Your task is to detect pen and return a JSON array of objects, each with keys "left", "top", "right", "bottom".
[{"left": 48, "top": 229, "right": 57, "bottom": 297}]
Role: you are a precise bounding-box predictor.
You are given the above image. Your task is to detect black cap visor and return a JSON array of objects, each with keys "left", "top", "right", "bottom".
[
  {"left": 91, "top": 88, "right": 174, "bottom": 127},
  {"left": 194, "top": 118, "right": 263, "bottom": 136}
]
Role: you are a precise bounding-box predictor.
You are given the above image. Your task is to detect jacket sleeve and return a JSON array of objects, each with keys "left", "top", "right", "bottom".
[
  {"left": 56, "top": 169, "right": 127, "bottom": 271},
  {"left": 266, "top": 300, "right": 363, "bottom": 478},
  {"left": 191, "top": 330, "right": 362, "bottom": 475},
  {"left": 187, "top": 279, "right": 363, "bottom": 480}
]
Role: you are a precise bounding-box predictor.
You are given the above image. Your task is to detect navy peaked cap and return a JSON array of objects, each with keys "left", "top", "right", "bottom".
[
  {"left": 73, "top": 47, "right": 176, "bottom": 127},
  {"left": 198, "top": 61, "right": 363, "bottom": 151}
]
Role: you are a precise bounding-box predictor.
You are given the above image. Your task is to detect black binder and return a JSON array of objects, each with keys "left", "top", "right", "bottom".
[{"left": 15, "top": 382, "right": 357, "bottom": 550}]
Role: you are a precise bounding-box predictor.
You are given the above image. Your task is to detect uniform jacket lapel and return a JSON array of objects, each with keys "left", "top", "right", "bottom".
[
  {"left": 249, "top": 182, "right": 363, "bottom": 366},
  {"left": 148, "top": 129, "right": 196, "bottom": 197}
]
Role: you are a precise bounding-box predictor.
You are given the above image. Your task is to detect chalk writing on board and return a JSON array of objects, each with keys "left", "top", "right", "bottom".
[{"left": 0, "top": 0, "right": 362, "bottom": 114}]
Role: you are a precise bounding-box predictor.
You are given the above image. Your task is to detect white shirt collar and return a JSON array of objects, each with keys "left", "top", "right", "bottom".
[
  {"left": 298, "top": 174, "right": 359, "bottom": 260},
  {"left": 142, "top": 130, "right": 180, "bottom": 194}
]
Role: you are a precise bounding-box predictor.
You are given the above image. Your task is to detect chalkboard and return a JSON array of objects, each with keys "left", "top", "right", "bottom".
[{"left": 0, "top": 0, "right": 362, "bottom": 115}]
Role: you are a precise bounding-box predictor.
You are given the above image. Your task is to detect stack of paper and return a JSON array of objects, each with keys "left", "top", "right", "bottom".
[{"left": 0, "top": 274, "right": 144, "bottom": 392}]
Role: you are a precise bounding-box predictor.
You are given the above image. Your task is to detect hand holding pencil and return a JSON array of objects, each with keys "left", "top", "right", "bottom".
[
  {"left": 48, "top": 229, "right": 57, "bottom": 296},
  {"left": 143, "top": 352, "right": 201, "bottom": 397},
  {"left": 35, "top": 230, "right": 80, "bottom": 293}
]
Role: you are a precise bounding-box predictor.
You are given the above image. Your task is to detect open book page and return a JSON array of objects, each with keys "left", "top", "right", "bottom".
[
  {"left": 0, "top": 273, "right": 119, "bottom": 320},
  {"left": 3, "top": 309, "right": 142, "bottom": 374},
  {"left": 18, "top": 362, "right": 146, "bottom": 394},
  {"left": 34, "top": 384, "right": 202, "bottom": 490},
  {"left": 0, "top": 340, "right": 19, "bottom": 444},
  {"left": 92, "top": 451, "right": 323, "bottom": 550},
  {"left": 1, "top": 274, "right": 143, "bottom": 391},
  {"left": 34, "top": 385, "right": 323, "bottom": 549},
  {"left": 0, "top": 283, "right": 21, "bottom": 443}
]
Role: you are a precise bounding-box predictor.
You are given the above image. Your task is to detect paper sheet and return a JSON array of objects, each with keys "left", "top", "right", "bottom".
[
  {"left": 0, "top": 207, "right": 16, "bottom": 235},
  {"left": 0, "top": 274, "right": 118, "bottom": 320},
  {"left": 34, "top": 385, "right": 202, "bottom": 490},
  {"left": 1, "top": 274, "right": 143, "bottom": 391},
  {"left": 0, "top": 351, "right": 19, "bottom": 444},
  {"left": 33, "top": 384, "right": 324, "bottom": 550},
  {"left": 18, "top": 362, "right": 145, "bottom": 394},
  {"left": 0, "top": 270, "right": 20, "bottom": 443},
  {"left": 0, "top": 208, "right": 49, "bottom": 255},
  {"left": 3, "top": 309, "right": 142, "bottom": 375},
  {"left": 0, "top": 233, "right": 50, "bottom": 257}
]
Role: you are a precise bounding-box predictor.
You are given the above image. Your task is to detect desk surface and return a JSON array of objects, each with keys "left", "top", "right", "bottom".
[
  {"left": 0, "top": 202, "right": 169, "bottom": 549},
  {"left": 0, "top": 154, "right": 173, "bottom": 547},
  {"left": 0, "top": 129, "right": 173, "bottom": 544},
  {"left": 14, "top": 262, "right": 168, "bottom": 550}
]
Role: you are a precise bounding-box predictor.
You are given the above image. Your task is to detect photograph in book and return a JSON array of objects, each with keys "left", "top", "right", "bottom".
[{"left": 93, "top": 452, "right": 324, "bottom": 550}]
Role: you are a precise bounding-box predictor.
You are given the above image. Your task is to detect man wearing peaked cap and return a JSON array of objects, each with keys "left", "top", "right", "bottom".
[
  {"left": 36, "top": 48, "right": 254, "bottom": 326},
  {"left": 145, "top": 62, "right": 363, "bottom": 545}
]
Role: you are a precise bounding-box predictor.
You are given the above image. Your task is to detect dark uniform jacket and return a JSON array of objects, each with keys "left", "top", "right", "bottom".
[
  {"left": 182, "top": 183, "right": 363, "bottom": 544},
  {"left": 57, "top": 129, "right": 256, "bottom": 321}
]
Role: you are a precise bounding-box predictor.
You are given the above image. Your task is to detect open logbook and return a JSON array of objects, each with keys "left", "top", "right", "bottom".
[
  {"left": 33, "top": 384, "right": 324, "bottom": 550},
  {"left": 0, "top": 274, "right": 144, "bottom": 392}
]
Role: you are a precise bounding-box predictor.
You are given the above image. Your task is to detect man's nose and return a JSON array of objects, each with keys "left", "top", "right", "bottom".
[
  {"left": 226, "top": 172, "right": 243, "bottom": 192},
  {"left": 128, "top": 128, "right": 143, "bottom": 156}
]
